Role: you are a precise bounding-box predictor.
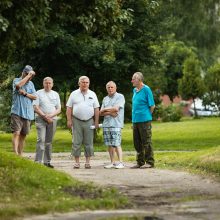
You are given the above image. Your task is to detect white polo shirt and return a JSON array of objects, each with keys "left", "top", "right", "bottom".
[
  {"left": 33, "top": 89, "right": 61, "bottom": 119},
  {"left": 66, "top": 89, "right": 100, "bottom": 120}
]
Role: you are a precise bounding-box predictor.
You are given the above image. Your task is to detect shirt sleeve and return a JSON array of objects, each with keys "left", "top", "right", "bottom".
[
  {"left": 93, "top": 93, "right": 100, "bottom": 108},
  {"left": 33, "top": 91, "right": 40, "bottom": 106},
  {"left": 55, "top": 92, "right": 61, "bottom": 108},
  {"left": 114, "top": 94, "right": 125, "bottom": 108},
  {"left": 66, "top": 93, "right": 73, "bottom": 108},
  {"left": 146, "top": 87, "right": 155, "bottom": 107}
]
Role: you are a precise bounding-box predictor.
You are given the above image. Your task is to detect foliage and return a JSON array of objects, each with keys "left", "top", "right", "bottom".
[
  {"left": 159, "top": 0, "right": 220, "bottom": 66},
  {"left": 178, "top": 56, "right": 205, "bottom": 117},
  {"left": 204, "top": 62, "right": 220, "bottom": 112},
  {"left": 162, "top": 41, "right": 197, "bottom": 101},
  {"left": 157, "top": 104, "right": 182, "bottom": 122},
  {"left": 0, "top": 0, "right": 50, "bottom": 62}
]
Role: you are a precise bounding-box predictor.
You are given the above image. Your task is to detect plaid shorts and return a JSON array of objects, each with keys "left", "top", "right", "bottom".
[{"left": 103, "top": 127, "right": 121, "bottom": 147}]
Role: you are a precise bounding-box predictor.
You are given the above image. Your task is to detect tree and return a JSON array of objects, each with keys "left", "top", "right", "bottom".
[
  {"left": 178, "top": 57, "right": 205, "bottom": 117},
  {"left": 0, "top": 0, "right": 50, "bottom": 63},
  {"left": 162, "top": 41, "right": 197, "bottom": 101},
  {"left": 159, "top": 0, "right": 220, "bottom": 66},
  {"left": 204, "top": 63, "right": 220, "bottom": 112}
]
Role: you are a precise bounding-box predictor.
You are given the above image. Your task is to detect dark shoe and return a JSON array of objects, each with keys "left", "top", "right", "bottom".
[
  {"left": 140, "top": 163, "right": 154, "bottom": 169},
  {"left": 44, "top": 163, "right": 54, "bottom": 168},
  {"left": 130, "top": 164, "right": 141, "bottom": 169}
]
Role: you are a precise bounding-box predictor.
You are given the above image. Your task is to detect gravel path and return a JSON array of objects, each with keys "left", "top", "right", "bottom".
[{"left": 24, "top": 152, "right": 220, "bottom": 220}]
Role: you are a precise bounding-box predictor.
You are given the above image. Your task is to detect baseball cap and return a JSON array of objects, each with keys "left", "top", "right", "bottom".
[{"left": 23, "top": 65, "right": 33, "bottom": 73}]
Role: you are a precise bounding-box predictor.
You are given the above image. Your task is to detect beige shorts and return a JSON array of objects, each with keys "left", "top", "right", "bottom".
[{"left": 11, "top": 114, "right": 31, "bottom": 135}]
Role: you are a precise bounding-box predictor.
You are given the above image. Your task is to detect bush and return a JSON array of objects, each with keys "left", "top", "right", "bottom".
[{"left": 158, "top": 104, "right": 183, "bottom": 122}]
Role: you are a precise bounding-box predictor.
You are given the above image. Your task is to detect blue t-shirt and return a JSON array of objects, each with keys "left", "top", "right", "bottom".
[
  {"left": 11, "top": 78, "right": 36, "bottom": 120},
  {"left": 132, "top": 85, "right": 155, "bottom": 123}
]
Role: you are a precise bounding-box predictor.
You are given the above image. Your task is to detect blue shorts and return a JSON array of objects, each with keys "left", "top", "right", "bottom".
[{"left": 103, "top": 127, "right": 121, "bottom": 147}]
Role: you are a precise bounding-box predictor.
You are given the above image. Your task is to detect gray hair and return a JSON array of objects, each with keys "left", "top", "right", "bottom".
[
  {"left": 43, "top": 77, "right": 53, "bottom": 82},
  {"left": 133, "top": 72, "right": 144, "bottom": 82},
  {"left": 78, "top": 76, "right": 90, "bottom": 84},
  {"left": 106, "top": 81, "right": 117, "bottom": 89}
]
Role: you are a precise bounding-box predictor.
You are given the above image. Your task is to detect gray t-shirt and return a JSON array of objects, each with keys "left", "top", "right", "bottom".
[{"left": 101, "top": 92, "right": 125, "bottom": 128}]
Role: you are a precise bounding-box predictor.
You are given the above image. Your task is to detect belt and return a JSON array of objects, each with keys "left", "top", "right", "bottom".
[{"left": 73, "top": 116, "right": 93, "bottom": 122}]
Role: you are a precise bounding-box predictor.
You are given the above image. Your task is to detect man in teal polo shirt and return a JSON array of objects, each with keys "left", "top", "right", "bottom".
[
  {"left": 11, "top": 65, "right": 37, "bottom": 155},
  {"left": 131, "top": 72, "right": 155, "bottom": 168}
]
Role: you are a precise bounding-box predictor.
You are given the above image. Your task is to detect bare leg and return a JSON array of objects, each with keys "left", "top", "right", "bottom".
[
  {"left": 108, "top": 146, "right": 115, "bottom": 163},
  {"left": 12, "top": 132, "right": 20, "bottom": 155},
  {"left": 115, "top": 146, "right": 123, "bottom": 163},
  {"left": 75, "top": 156, "right": 80, "bottom": 164},
  {"left": 85, "top": 156, "right": 90, "bottom": 164},
  {"left": 17, "top": 134, "right": 26, "bottom": 155}
]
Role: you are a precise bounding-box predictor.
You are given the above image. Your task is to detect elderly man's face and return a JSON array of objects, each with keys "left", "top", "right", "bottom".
[
  {"left": 43, "top": 79, "right": 53, "bottom": 92},
  {"left": 106, "top": 82, "right": 116, "bottom": 96},
  {"left": 131, "top": 74, "right": 140, "bottom": 87},
  {"left": 79, "top": 78, "right": 90, "bottom": 91}
]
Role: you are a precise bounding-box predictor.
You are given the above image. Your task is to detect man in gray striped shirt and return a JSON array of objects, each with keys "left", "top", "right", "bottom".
[{"left": 100, "top": 81, "right": 125, "bottom": 169}]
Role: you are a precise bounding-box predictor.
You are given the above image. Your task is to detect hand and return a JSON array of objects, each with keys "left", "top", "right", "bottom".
[
  {"left": 94, "top": 122, "right": 99, "bottom": 129},
  {"left": 28, "top": 71, "right": 36, "bottom": 78},
  {"left": 67, "top": 120, "right": 72, "bottom": 129},
  {"left": 18, "top": 89, "right": 26, "bottom": 96},
  {"left": 42, "top": 115, "right": 53, "bottom": 124}
]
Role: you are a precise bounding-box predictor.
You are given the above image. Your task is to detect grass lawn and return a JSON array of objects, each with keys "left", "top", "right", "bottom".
[
  {"left": 0, "top": 117, "right": 219, "bottom": 219},
  {"left": 0, "top": 150, "right": 129, "bottom": 220},
  {"left": 0, "top": 117, "right": 219, "bottom": 152}
]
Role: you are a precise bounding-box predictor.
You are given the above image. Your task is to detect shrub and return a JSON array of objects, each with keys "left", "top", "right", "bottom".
[{"left": 159, "top": 104, "right": 183, "bottom": 122}]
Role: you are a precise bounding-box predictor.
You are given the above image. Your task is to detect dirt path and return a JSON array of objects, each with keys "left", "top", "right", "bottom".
[{"left": 25, "top": 152, "right": 220, "bottom": 220}]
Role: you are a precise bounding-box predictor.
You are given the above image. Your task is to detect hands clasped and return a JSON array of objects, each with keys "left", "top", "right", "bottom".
[{"left": 42, "top": 114, "right": 53, "bottom": 124}]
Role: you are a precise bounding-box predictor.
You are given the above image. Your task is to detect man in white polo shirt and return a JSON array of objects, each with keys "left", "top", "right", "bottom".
[
  {"left": 66, "top": 76, "right": 100, "bottom": 169},
  {"left": 33, "top": 77, "right": 61, "bottom": 168}
]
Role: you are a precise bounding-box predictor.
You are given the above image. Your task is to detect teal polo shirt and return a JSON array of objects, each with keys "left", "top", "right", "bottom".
[{"left": 132, "top": 85, "right": 155, "bottom": 123}]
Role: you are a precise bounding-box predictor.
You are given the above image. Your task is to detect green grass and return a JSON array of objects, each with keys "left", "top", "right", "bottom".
[
  {"left": 126, "top": 146, "right": 220, "bottom": 179},
  {"left": 0, "top": 150, "right": 129, "bottom": 220},
  {"left": 1, "top": 117, "right": 220, "bottom": 152},
  {"left": 0, "top": 117, "right": 219, "bottom": 219}
]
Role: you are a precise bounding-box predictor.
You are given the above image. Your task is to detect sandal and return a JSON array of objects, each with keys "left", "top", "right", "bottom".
[
  {"left": 73, "top": 163, "right": 80, "bottom": 169},
  {"left": 85, "top": 163, "right": 91, "bottom": 169}
]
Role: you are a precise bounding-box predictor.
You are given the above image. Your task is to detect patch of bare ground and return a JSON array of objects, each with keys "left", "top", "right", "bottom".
[{"left": 24, "top": 152, "right": 220, "bottom": 220}]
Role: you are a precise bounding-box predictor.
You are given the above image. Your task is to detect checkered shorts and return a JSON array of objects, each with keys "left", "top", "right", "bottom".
[{"left": 103, "top": 127, "right": 121, "bottom": 147}]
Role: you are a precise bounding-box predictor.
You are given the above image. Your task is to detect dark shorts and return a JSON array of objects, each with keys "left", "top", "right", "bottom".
[{"left": 11, "top": 114, "right": 31, "bottom": 135}]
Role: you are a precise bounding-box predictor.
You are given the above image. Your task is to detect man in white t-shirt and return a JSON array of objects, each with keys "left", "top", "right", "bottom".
[
  {"left": 66, "top": 76, "right": 100, "bottom": 169},
  {"left": 33, "top": 77, "right": 61, "bottom": 168}
]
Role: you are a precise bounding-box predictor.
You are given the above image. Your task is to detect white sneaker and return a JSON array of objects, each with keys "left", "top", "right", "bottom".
[
  {"left": 114, "top": 162, "right": 125, "bottom": 169},
  {"left": 104, "top": 163, "right": 115, "bottom": 169}
]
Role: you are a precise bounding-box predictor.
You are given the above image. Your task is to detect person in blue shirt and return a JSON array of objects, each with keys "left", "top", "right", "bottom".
[
  {"left": 11, "top": 65, "right": 37, "bottom": 155},
  {"left": 131, "top": 72, "right": 155, "bottom": 168}
]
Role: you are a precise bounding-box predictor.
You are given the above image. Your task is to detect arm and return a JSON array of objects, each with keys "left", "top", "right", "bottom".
[
  {"left": 94, "top": 107, "right": 100, "bottom": 128},
  {"left": 15, "top": 71, "right": 35, "bottom": 90},
  {"left": 150, "top": 105, "right": 155, "bottom": 114},
  {"left": 46, "top": 106, "right": 61, "bottom": 118},
  {"left": 100, "top": 106, "right": 119, "bottom": 117},
  {"left": 34, "top": 105, "right": 53, "bottom": 123},
  {"left": 66, "top": 106, "right": 73, "bottom": 129},
  {"left": 18, "top": 89, "right": 37, "bottom": 100}
]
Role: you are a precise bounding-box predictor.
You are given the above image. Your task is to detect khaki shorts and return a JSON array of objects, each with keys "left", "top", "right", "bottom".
[{"left": 11, "top": 114, "right": 31, "bottom": 135}]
